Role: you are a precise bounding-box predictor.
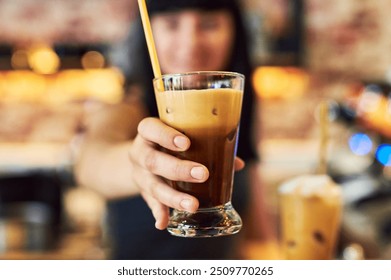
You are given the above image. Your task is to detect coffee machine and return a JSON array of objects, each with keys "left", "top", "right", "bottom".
[{"left": 330, "top": 81, "right": 391, "bottom": 259}]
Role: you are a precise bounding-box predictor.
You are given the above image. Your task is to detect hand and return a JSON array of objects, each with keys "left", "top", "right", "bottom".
[{"left": 128, "top": 117, "right": 244, "bottom": 230}]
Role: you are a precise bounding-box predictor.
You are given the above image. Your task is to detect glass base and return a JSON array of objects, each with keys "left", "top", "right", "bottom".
[{"left": 167, "top": 202, "right": 242, "bottom": 238}]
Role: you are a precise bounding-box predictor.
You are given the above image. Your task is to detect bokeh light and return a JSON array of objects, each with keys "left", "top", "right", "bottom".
[
  {"left": 348, "top": 133, "right": 373, "bottom": 156},
  {"left": 81, "top": 51, "right": 105, "bottom": 69},
  {"left": 28, "top": 45, "right": 60, "bottom": 74},
  {"left": 11, "top": 49, "right": 29, "bottom": 69},
  {"left": 376, "top": 144, "right": 391, "bottom": 166}
]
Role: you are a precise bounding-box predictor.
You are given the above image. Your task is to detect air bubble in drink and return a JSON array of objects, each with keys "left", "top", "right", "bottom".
[
  {"left": 313, "top": 231, "right": 325, "bottom": 243},
  {"left": 166, "top": 107, "right": 173, "bottom": 114},
  {"left": 226, "top": 128, "right": 237, "bottom": 141},
  {"left": 287, "top": 240, "right": 297, "bottom": 248}
]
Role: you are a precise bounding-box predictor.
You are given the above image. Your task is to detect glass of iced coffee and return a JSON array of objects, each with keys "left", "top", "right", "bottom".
[
  {"left": 278, "top": 174, "right": 342, "bottom": 259},
  {"left": 153, "top": 71, "right": 244, "bottom": 237}
]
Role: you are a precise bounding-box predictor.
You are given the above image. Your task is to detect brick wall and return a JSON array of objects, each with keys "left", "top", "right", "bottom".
[
  {"left": 0, "top": 0, "right": 136, "bottom": 44},
  {"left": 2, "top": 0, "right": 391, "bottom": 80},
  {"left": 306, "top": 0, "right": 391, "bottom": 80}
]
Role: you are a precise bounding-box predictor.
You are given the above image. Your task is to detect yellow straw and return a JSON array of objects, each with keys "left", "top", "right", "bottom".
[
  {"left": 317, "top": 101, "right": 329, "bottom": 174},
  {"left": 137, "top": 0, "right": 162, "bottom": 79}
]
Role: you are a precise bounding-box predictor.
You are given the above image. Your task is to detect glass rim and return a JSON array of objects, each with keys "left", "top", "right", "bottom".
[{"left": 153, "top": 71, "right": 244, "bottom": 82}]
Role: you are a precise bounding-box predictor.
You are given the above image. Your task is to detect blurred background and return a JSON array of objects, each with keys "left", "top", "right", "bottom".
[{"left": 0, "top": 0, "right": 390, "bottom": 259}]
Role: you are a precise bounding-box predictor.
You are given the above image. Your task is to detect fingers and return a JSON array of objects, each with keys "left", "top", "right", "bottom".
[
  {"left": 132, "top": 118, "right": 209, "bottom": 183},
  {"left": 135, "top": 171, "right": 199, "bottom": 212},
  {"left": 138, "top": 117, "right": 190, "bottom": 151},
  {"left": 139, "top": 176, "right": 199, "bottom": 230},
  {"left": 234, "top": 157, "right": 245, "bottom": 171},
  {"left": 139, "top": 145, "right": 209, "bottom": 182},
  {"left": 141, "top": 192, "right": 169, "bottom": 230},
  {"left": 129, "top": 118, "right": 205, "bottom": 230}
]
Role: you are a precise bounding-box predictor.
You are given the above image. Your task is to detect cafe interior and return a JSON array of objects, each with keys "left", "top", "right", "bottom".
[{"left": 0, "top": 0, "right": 390, "bottom": 260}]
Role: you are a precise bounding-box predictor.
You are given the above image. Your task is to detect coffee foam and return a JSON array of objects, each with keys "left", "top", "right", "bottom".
[
  {"left": 279, "top": 174, "right": 341, "bottom": 197},
  {"left": 155, "top": 88, "right": 242, "bottom": 130}
]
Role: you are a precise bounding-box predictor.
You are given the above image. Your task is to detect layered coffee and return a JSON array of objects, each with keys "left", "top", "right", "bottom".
[
  {"left": 279, "top": 174, "right": 342, "bottom": 259},
  {"left": 154, "top": 72, "right": 244, "bottom": 237},
  {"left": 155, "top": 88, "right": 242, "bottom": 208}
]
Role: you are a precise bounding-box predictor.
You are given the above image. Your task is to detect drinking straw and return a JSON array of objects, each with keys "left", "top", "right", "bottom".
[
  {"left": 317, "top": 101, "right": 329, "bottom": 174},
  {"left": 137, "top": 0, "right": 162, "bottom": 79}
]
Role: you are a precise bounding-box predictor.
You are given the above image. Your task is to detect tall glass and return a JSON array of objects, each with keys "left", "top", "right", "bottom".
[
  {"left": 278, "top": 174, "right": 342, "bottom": 259},
  {"left": 153, "top": 71, "right": 244, "bottom": 237}
]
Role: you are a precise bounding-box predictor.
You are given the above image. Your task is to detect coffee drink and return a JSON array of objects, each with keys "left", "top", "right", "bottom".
[
  {"left": 153, "top": 72, "right": 244, "bottom": 237},
  {"left": 156, "top": 88, "right": 242, "bottom": 208},
  {"left": 279, "top": 175, "right": 342, "bottom": 259}
]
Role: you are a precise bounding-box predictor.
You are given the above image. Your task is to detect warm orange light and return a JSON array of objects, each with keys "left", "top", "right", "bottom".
[
  {"left": 344, "top": 83, "right": 391, "bottom": 138},
  {"left": 28, "top": 45, "right": 60, "bottom": 74},
  {"left": 81, "top": 51, "right": 105, "bottom": 69},
  {"left": 0, "top": 68, "right": 124, "bottom": 104},
  {"left": 359, "top": 95, "right": 391, "bottom": 138},
  {"left": 252, "top": 66, "right": 309, "bottom": 99},
  {"left": 0, "top": 70, "right": 47, "bottom": 103},
  {"left": 11, "top": 49, "right": 29, "bottom": 70},
  {"left": 83, "top": 68, "right": 124, "bottom": 103}
]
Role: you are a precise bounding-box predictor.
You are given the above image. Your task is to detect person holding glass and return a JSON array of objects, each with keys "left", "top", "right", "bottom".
[{"left": 75, "top": 0, "right": 275, "bottom": 259}]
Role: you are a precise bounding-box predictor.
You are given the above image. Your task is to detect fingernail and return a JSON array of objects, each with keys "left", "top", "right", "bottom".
[
  {"left": 190, "top": 166, "right": 206, "bottom": 180},
  {"left": 180, "top": 199, "right": 193, "bottom": 210},
  {"left": 155, "top": 221, "right": 163, "bottom": 230},
  {"left": 173, "top": 136, "right": 189, "bottom": 150}
]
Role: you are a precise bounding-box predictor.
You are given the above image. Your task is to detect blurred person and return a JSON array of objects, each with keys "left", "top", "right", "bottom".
[{"left": 75, "top": 0, "right": 275, "bottom": 260}]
